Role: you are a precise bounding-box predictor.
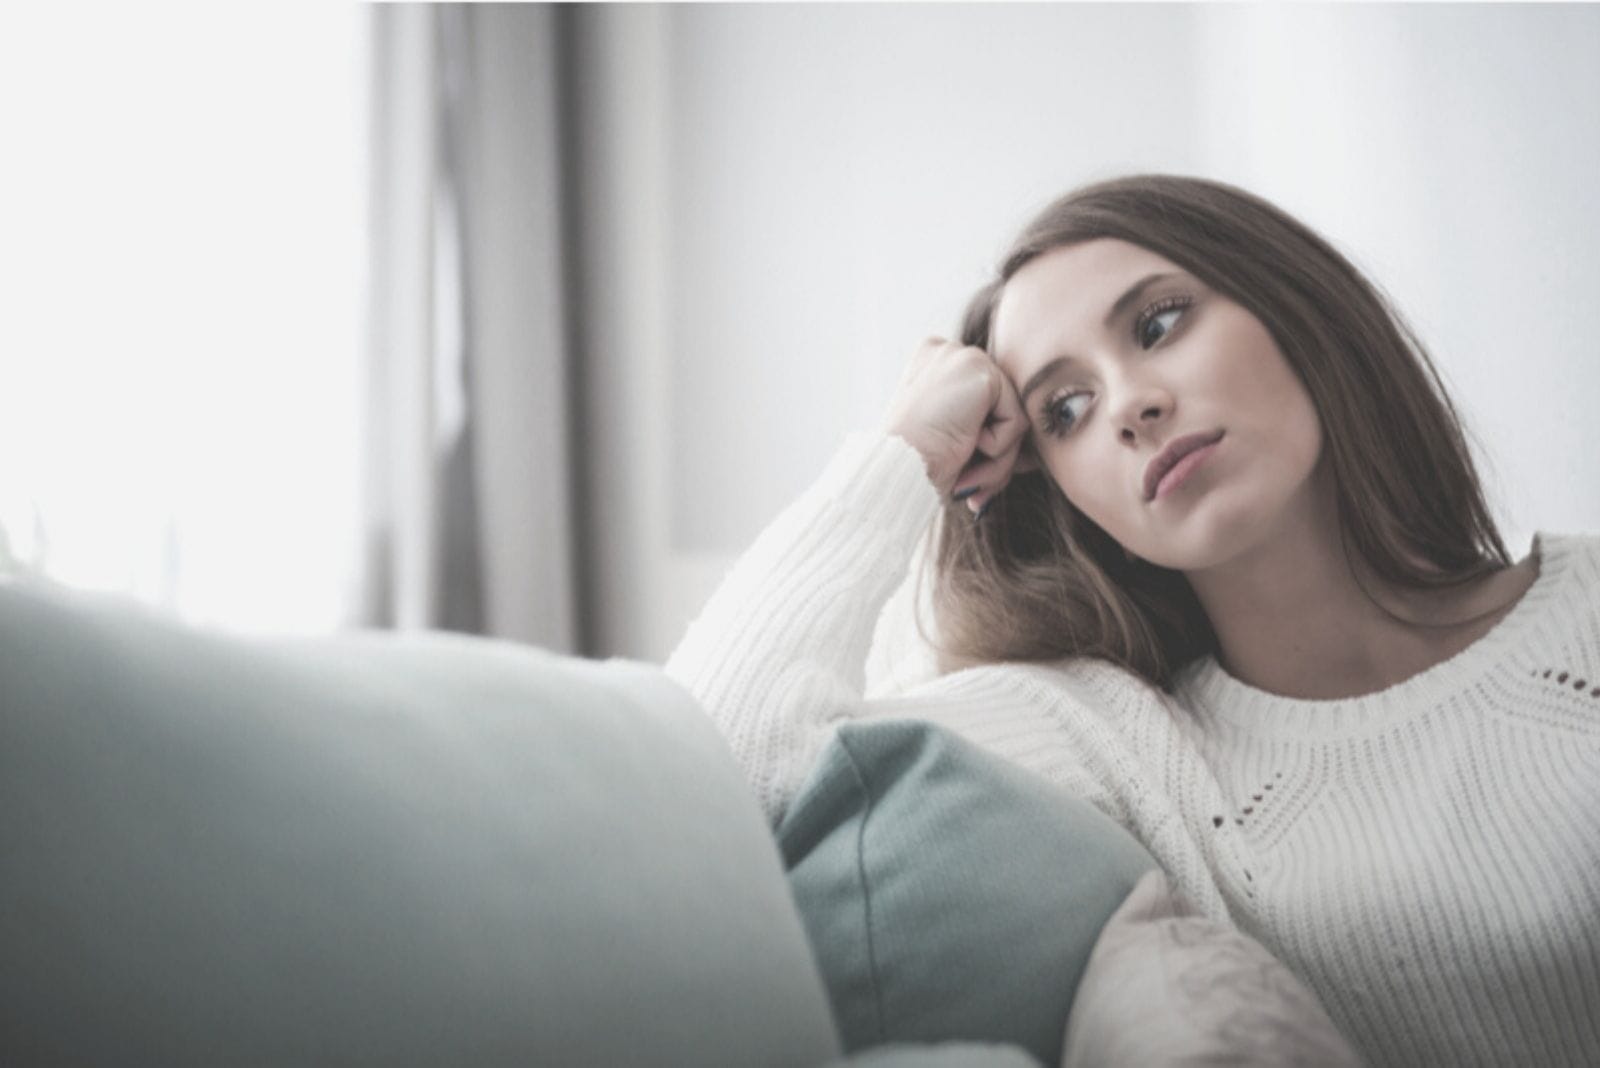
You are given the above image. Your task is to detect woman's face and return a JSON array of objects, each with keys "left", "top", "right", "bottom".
[{"left": 990, "top": 238, "right": 1325, "bottom": 572}]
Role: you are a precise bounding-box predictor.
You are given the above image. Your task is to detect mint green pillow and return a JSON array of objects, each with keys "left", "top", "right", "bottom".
[
  {"left": 778, "top": 720, "right": 1157, "bottom": 1067},
  {"left": 0, "top": 578, "right": 840, "bottom": 1067}
]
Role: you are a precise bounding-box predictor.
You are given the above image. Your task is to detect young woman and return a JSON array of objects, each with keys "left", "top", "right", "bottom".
[{"left": 665, "top": 174, "right": 1600, "bottom": 1066}]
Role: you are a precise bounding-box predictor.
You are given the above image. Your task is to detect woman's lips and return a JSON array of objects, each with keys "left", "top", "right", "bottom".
[
  {"left": 1143, "top": 429, "right": 1225, "bottom": 501},
  {"left": 1151, "top": 438, "right": 1222, "bottom": 501}
]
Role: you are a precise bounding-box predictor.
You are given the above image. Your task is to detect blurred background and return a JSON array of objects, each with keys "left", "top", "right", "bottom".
[{"left": 2, "top": 2, "right": 1597, "bottom": 663}]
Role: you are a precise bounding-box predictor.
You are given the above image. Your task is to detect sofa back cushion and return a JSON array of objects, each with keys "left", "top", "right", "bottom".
[
  {"left": 0, "top": 578, "right": 840, "bottom": 1067},
  {"left": 778, "top": 720, "right": 1156, "bottom": 1068}
]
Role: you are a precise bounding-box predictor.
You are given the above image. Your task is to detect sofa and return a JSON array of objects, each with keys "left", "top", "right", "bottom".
[{"left": 0, "top": 576, "right": 1358, "bottom": 1066}]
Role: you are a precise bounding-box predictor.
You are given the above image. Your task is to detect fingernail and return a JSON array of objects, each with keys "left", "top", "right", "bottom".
[
  {"left": 974, "top": 499, "right": 992, "bottom": 521},
  {"left": 952, "top": 485, "right": 979, "bottom": 502}
]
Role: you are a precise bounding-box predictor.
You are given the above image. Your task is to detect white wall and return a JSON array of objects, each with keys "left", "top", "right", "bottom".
[
  {"left": 1191, "top": 3, "right": 1600, "bottom": 558},
  {"left": 570, "top": 3, "right": 1600, "bottom": 662}
]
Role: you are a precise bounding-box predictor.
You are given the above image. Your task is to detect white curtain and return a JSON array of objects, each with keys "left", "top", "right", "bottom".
[{"left": 362, "top": 4, "right": 581, "bottom": 652}]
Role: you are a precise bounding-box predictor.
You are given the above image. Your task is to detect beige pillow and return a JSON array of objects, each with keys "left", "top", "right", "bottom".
[{"left": 1061, "top": 869, "right": 1363, "bottom": 1067}]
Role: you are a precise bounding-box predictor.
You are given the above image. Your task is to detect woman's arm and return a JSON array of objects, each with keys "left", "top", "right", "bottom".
[
  {"left": 664, "top": 431, "right": 939, "bottom": 827},
  {"left": 666, "top": 337, "right": 1034, "bottom": 827}
]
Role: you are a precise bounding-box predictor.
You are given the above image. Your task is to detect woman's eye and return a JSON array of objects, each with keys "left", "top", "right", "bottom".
[
  {"left": 1136, "top": 299, "right": 1191, "bottom": 349},
  {"left": 1041, "top": 390, "right": 1092, "bottom": 437}
]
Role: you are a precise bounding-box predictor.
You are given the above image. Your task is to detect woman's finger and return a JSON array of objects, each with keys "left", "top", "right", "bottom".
[
  {"left": 883, "top": 339, "right": 1011, "bottom": 496},
  {"left": 975, "top": 363, "right": 1028, "bottom": 459},
  {"left": 950, "top": 368, "right": 1040, "bottom": 514},
  {"left": 950, "top": 438, "right": 1025, "bottom": 516}
]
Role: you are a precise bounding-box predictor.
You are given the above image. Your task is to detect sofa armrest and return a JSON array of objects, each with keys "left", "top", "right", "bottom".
[{"left": 0, "top": 578, "right": 840, "bottom": 1066}]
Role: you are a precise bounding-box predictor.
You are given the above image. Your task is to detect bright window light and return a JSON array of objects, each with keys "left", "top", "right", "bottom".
[{"left": 0, "top": 5, "right": 368, "bottom": 635}]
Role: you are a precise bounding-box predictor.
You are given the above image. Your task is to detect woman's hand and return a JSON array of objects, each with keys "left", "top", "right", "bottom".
[{"left": 882, "top": 337, "right": 1037, "bottom": 516}]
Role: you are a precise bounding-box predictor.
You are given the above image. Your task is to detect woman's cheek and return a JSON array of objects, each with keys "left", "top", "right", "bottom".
[
  {"left": 1056, "top": 474, "right": 1121, "bottom": 540},
  {"left": 1043, "top": 456, "right": 1081, "bottom": 508}
]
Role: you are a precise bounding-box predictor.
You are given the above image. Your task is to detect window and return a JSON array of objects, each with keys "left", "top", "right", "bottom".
[{"left": 0, "top": 6, "right": 368, "bottom": 634}]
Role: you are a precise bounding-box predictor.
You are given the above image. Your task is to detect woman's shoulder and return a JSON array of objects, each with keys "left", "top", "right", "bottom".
[
  {"left": 1537, "top": 529, "right": 1600, "bottom": 561},
  {"left": 1516, "top": 531, "right": 1600, "bottom": 689},
  {"left": 1533, "top": 530, "right": 1600, "bottom": 603},
  {"left": 1496, "top": 530, "right": 1600, "bottom": 662}
]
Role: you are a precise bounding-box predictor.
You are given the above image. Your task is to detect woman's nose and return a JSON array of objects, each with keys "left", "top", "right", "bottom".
[{"left": 1116, "top": 385, "right": 1173, "bottom": 445}]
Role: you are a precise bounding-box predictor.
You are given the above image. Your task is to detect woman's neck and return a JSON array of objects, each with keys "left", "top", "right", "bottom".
[{"left": 1182, "top": 474, "right": 1535, "bottom": 702}]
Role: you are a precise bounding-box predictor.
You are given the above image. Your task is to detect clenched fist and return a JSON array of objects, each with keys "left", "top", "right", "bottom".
[{"left": 882, "top": 337, "right": 1037, "bottom": 515}]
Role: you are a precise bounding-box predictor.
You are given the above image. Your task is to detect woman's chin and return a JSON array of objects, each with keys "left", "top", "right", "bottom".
[{"left": 1131, "top": 487, "right": 1269, "bottom": 573}]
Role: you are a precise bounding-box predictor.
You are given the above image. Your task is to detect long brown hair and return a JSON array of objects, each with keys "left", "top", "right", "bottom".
[{"left": 925, "top": 174, "right": 1511, "bottom": 689}]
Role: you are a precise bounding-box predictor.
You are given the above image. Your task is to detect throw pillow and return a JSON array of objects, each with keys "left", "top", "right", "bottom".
[
  {"left": 1060, "top": 868, "right": 1362, "bottom": 1066},
  {"left": 778, "top": 719, "right": 1157, "bottom": 1068}
]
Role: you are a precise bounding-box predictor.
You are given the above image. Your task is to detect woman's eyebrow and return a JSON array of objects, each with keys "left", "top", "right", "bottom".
[
  {"left": 1017, "top": 356, "right": 1076, "bottom": 410},
  {"left": 1015, "top": 271, "right": 1178, "bottom": 408},
  {"left": 1105, "top": 271, "right": 1177, "bottom": 329}
]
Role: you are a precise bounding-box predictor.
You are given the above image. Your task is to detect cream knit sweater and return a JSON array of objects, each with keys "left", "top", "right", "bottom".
[{"left": 664, "top": 431, "right": 1600, "bottom": 1068}]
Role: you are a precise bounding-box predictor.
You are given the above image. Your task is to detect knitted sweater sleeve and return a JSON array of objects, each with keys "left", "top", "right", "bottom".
[{"left": 663, "top": 432, "right": 941, "bottom": 827}]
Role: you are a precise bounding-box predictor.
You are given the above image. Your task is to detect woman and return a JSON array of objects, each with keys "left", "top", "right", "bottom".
[{"left": 665, "top": 174, "right": 1600, "bottom": 1066}]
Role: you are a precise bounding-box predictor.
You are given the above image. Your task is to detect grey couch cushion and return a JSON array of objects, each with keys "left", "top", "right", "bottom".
[
  {"left": 778, "top": 720, "right": 1157, "bottom": 1068},
  {"left": 0, "top": 578, "right": 840, "bottom": 1067}
]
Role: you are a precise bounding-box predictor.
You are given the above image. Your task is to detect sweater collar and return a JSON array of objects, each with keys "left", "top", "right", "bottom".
[{"left": 1174, "top": 532, "right": 1588, "bottom": 741}]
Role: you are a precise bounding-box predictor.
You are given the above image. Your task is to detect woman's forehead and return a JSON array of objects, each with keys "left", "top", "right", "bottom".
[{"left": 992, "top": 239, "right": 1184, "bottom": 373}]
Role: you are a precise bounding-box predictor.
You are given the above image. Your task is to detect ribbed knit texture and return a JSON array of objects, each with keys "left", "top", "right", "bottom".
[{"left": 665, "top": 430, "right": 1600, "bottom": 1068}]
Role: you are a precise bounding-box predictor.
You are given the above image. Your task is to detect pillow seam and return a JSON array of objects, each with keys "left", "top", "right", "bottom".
[{"left": 834, "top": 729, "right": 888, "bottom": 1045}]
